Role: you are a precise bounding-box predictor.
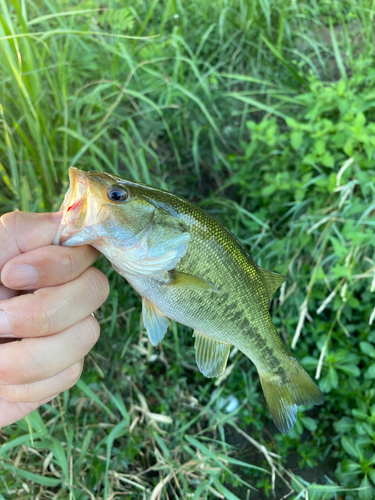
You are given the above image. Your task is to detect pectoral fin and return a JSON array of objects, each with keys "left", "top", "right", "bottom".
[
  {"left": 142, "top": 298, "right": 169, "bottom": 346},
  {"left": 194, "top": 331, "right": 231, "bottom": 378},
  {"left": 167, "top": 271, "right": 220, "bottom": 293},
  {"left": 147, "top": 209, "right": 190, "bottom": 259},
  {"left": 258, "top": 267, "right": 287, "bottom": 299}
]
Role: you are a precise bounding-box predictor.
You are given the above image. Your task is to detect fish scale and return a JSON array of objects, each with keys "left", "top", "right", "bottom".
[
  {"left": 133, "top": 189, "right": 282, "bottom": 368},
  {"left": 54, "top": 167, "right": 324, "bottom": 433}
]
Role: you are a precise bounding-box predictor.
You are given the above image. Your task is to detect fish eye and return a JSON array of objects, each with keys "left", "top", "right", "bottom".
[{"left": 107, "top": 186, "right": 128, "bottom": 202}]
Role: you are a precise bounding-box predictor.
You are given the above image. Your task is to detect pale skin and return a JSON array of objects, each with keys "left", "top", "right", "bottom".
[{"left": 0, "top": 212, "right": 110, "bottom": 428}]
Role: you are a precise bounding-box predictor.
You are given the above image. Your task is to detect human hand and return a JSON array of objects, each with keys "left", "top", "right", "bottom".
[{"left": 0, "top": 211, "right": 109, "bottom": 427}]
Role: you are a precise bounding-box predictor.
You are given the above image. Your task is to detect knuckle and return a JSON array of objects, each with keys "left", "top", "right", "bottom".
[
  {"left": 28, "top": 292, "right": 51, "bottom": 335},
  {"left": 0, "top": 383, "right": 29, "bottom": 403},
  {"left": 0, "top": 358, "right": 15, "bottom": 385},
  {"left": 78, "top": 315, "right": 101, "bottom": 349},
  {"left": 86, "top": 315, "right": 101, "bottom": 345},
  {"left": 0, "top": 213, "right": 17, "bottom": 247},
  {"left": 18, "top": 342, "right": 41, "bottom": 384},
  {"left": 60, "top": 250, "right": 77, "bottom": 283},
  {"left": 0, "top": 344, "right": 27, "bottom": 385},
  {"left": 0, "top": 212, "right": 29, "bottom": 248},
  {"left": 63, "top": 361, "right": 83, "bottom": 387},
  {"left": 0, "top": 211, "right": 17, "bottom": 231},
  {"left": 77, "top": 246, "right": 99, "bottom": 270},
  {"left": 86, "top": 268, "right": 110, "bottom": 305}
]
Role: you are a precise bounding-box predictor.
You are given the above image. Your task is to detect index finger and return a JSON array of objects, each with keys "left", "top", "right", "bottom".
[{"left": 0, "top": 212, "right": 62, "bottom": 273}]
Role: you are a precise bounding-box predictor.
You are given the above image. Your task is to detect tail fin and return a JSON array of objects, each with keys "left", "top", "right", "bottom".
[{"left": 258, "top": 357, "right": 324, "bottom": 434}]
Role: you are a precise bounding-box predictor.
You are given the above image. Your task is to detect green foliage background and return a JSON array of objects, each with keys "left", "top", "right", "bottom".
[{"left": 0, "top": 0, "right": 375, "bottom": 498}]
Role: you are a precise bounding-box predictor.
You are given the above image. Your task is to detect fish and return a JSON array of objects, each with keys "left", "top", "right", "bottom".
[{"left": 53, "top": 167, "right": 324, "bottom": 433}]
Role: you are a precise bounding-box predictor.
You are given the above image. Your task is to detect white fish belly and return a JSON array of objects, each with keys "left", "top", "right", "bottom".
[{"left": 122, "top": 271, "right": 266, "bottom": 357}]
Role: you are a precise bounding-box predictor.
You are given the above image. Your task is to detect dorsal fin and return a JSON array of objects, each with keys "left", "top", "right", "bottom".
[{"left": 258, "top": 267, "right": 287, "bottom": 299}]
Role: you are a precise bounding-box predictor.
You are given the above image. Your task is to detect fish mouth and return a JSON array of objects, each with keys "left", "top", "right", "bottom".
[{"left": 53, "top": 167, "right": 89, "bottom": 245}]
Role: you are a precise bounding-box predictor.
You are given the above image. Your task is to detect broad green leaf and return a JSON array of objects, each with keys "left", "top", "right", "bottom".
[
  {"left": 334, "top": 417, "right": 353, "bottom": 434},
  {"left": 360, "top": 342, "right": 375, "bottom": 359},
  {"left": 330, "top": 237, "right": 347, "bottom": 257},
  {"left": 341, "top": 437, "right": 361, "bottom": 459},
  {"left": 364, "top": 365, "right": 375, "bottom": 379},
  {"left": 315, "top": 139, "right": 326, "bottom": 156},
  {"left": 301, "top": 416, "right": 318, "bottom": 432},
  {"left": 341, "top": 460, "right": 361, "bottom": 473},
  {"left": 338, "top": 364, "right": 360, "bottom": 377},
  {"left": 291, "top": 131, "right": 303, "bottom": 150},
  {"left": 321, "top": 153, "right": 334, "bottom": 168},
  {"left": 328, "top": 366, "right": 339, "bottom": 389},
  {"left": 359, "top": 475, "right": 373, "bottom": 500},
  {"left": 368, "top": 468, "right": 375, "bottom": 484}
]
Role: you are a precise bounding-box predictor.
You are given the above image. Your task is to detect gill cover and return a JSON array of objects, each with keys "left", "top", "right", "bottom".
[{"left": 97, "top": 208, "right": 191, "bottom": 279}]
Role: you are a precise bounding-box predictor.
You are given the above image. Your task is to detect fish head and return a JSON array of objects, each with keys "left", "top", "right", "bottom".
[{"left": 53, "top": 167, "right": 155, "bottom": 248}]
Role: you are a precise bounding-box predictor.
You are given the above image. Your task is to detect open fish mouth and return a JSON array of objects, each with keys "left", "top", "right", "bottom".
[{"left": 53, "top": 167, "right": 89, "bottom": 245}]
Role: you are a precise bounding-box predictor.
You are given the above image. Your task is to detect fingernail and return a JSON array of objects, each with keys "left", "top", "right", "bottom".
[
  {"left": 2, "top": 264, "right": 38, "bottom": 289},
  {"left": 0, "top": 311, "right": 12, "bottom": 335}
]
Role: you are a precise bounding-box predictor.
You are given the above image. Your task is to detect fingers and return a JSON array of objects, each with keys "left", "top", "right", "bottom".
[
  {"left": 0, "top": 285, "right": 17, "bottom": 301},
  {"left": 0, "top": 211, "right": 108, "bottom": 429},
  {"left": 0, "top": 315, "right": 99, "bottom": 385},
  {"left": 1, "top": 244, "right": 100, "bottom": 290},
  {"left": 0, "top": 212, "right": 62, "bottom": 272},
  {"left": 0, "top": 267, "right": 109, "bottom": 337},
  {"left": 0, "top": 360, "right": 84, "bottom": 403},
  {"left": 0, "top": 394, "right": 57, "bottom": 429}
]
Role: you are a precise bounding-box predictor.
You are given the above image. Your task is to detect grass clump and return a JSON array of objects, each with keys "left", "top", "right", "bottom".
[{"left": 1, "top": 0, "right": 375, "bottom": 498}]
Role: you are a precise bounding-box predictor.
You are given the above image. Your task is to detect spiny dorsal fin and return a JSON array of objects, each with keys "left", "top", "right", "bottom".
[
  {"left": 258, "top": 267, "right": 287, "bottom": 299},
  {"left": 142, "top": 298, "right": 169, "bottom": 346},
  {"left": 193, "top": 331, "right": 231, "bottom": 378},
  {"left": 168, "top": 271, "right": 220, "bottom": 293}
]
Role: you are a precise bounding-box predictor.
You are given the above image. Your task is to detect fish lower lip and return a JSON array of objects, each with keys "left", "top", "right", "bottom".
[
  {"left": 59, "top": 225, "right": 95, "bottom": 246},
  {"left": 57, "top": 224, "right": 82, "bottom": 245},
  {"left": 58, "top": 225, "right": 75, "bottom": 244}
]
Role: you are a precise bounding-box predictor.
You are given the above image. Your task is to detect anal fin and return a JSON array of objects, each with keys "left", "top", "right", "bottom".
[
  {"left": 194, "top": 331, "right": 231, "bottom": 378},
  {"left": 142, "top": 298, "right": 169, "bottom": 346}
]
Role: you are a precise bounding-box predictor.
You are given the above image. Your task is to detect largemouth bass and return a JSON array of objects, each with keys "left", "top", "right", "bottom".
[{"left": 54, "top": 167, "right": 323, "bottom": 433}]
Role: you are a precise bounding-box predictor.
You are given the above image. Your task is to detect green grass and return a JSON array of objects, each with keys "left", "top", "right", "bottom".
[{"left": 1, "top": 0, "right": 375, "bottom": 498}]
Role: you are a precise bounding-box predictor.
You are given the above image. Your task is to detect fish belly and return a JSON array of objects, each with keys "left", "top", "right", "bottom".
[{"left": 122, "top": 271, "right": 286, "bottom": 370}]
